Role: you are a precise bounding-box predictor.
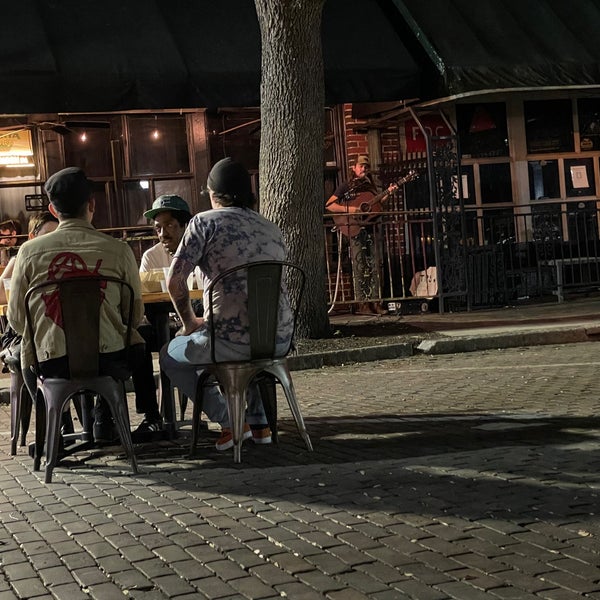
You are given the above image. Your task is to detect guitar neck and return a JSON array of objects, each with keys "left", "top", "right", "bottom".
[
  {"left": 367, "top": 172, "right": 416, "bottom": 207},
  {"left": 367, "top": 187, "right": 393, "bottom": 208}
]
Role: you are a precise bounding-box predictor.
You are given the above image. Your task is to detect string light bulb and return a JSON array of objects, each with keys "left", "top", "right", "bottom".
[{"left": 151, "top": 115, "right": 160, "bottom": 140}]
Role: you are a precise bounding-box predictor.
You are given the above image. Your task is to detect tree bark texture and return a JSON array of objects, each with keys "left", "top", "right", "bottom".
[{"left": 254, "top": 0, "right": 329, "bottom": 339}]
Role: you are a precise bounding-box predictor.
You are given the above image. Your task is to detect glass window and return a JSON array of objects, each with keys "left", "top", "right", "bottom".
[
  {"left": 482, "top": 208, "right": 515, "bottom": 244},
  {"left": 479, "top": 163, "right": 512, "bottom": 204},
  {"left": 153, "top": 179, "right": 193, "bottom": 207},
  {"left": 564, "top": 157, "right": 596, "bottom": 197},
  {"left": 122, "top": 181, "right": 154, "bottom": 226},
  {"left": 128, "top": 115, "right": 190, "bottom": 176},
  {"left": 90, "top": 182, "right": 111, "bottom": 229},
  {"left": 524, "top": 99, "right": 574, "bottom": 154},
  {"left": 0, "top": 127, "right": 37, "bottom": 180},
  {"left": 457, "top": 103, "right": 509, "bottom": 158},
  {"left": 528, "top": 160, "right": 560, "bottom": 200},
  {"left": 63, "top": 119, "right": 114, "bottom": 178},
  {"left": 577, "top": 98, "right": 600, "bottom": 151}
]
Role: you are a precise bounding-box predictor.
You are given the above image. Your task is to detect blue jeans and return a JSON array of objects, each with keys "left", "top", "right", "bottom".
[{"left": 160, "top": 328, "right": 282, "bottom": 428}]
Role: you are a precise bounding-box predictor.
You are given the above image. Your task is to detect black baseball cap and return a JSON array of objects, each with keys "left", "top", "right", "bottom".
[
  {"left": 207, "top": 158, "right": 254, "bottom": 205},
  {"left": 44, "top": 167, "right": 92, "bottom": 213}
]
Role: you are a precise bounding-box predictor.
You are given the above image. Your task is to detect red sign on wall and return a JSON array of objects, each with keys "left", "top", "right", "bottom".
[{"left": 404, "top": 115, "right": 452, "bottom": 153}]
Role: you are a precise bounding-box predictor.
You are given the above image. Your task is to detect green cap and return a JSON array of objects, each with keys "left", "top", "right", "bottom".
[{"left": 143, "top": 194, "right": 191, "bottom": 220}]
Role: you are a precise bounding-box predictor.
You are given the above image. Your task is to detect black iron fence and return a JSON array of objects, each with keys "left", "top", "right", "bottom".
[
  {"left": 463, "top": 202, "right": 600, "bottom": 306},
  {"left": 325, "top": 201, "right": 600, "bottom": 312}
]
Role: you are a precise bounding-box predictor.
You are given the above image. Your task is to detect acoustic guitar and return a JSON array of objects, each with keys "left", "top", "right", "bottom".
[{"left": 331, "top": 170, "right": 419, "bottom": 238}]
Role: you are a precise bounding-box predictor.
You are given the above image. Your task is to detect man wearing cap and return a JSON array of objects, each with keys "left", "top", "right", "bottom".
[
  {"left": 135, "top": 194, "right": 202, "bottom": 432},
  {"left": 7, "top": 166, "right": 160, "bottom": 443},
  {"left": 159, "top": 157, "right": 291, "bottom": 450},
  {"left": 325, "top": 155, "right": 394, "bottom": 315},
  {"left": 141, "top": 194, "right": 193, "bottom": 271}
]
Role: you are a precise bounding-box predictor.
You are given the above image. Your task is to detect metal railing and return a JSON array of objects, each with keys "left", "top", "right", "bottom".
[{"left": 324, "top": 201, "right": 600, "bottom": 311}]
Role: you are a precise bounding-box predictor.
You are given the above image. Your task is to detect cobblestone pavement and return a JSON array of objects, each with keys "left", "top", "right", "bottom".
[{"left": 1, "top": 342, "right": 600, "bottom": 599}]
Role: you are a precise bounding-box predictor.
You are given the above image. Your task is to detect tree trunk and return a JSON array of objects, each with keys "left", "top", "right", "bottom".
[{"left": 254, "top": 0, "right": 329, "bottom": 339}]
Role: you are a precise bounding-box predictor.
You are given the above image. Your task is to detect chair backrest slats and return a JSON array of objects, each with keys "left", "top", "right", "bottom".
[
  {"left": 59, "top": 279, "right": 102, "bottom": 378},
  {"left": 207, "top": 260, "right": 304, "bottom": 364},
  {"left": 24, "top": 275, "right": 134, "bottom": 380},
  {"left": 247, "top": 263, "right": 282, "bottom": 359}
]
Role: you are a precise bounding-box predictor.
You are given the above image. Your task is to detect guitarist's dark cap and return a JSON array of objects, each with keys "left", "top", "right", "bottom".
[
  {"left": 356, "top": 155, "right": 370, "bottom": 166},
  {"left": 207, "top": 157, "right": 254, "bottom": 208}
]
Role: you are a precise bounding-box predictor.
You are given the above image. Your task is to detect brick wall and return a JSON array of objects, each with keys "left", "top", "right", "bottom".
[{"left": 343, "top": 104, "right": 369, "bottom": 167}]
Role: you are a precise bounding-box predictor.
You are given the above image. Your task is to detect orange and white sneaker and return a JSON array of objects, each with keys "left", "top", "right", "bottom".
[
  {"left": 251, "top": 426, "right": 272, "bottom": 445},
  {"left": 216, "top": 424, "right": 252, "bottom": 451}
]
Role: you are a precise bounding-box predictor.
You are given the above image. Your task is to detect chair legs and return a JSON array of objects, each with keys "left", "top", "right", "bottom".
[
  {"left": 178, "top": 389, "right": 188, "bottom": 421},
  {"left": 106, "top": 387, "right": 138, "bottom": 476},
  {"left": 190, "top": 362, "right": 312, "bottom": 463},
  {"left": 229, "top": 388, "right": 249, "bottom": 464},
  {"left": 263, "top": 363, "right": 313, "bottom": 453},
  {"left": 189, "top": 394, "right": 202, "bottom": 457},
  {"left": 33, "top": 379, "right": 138, "bottom": 483},
  {"left": 10, "top": 369, "right": 32, "bottom": 455}
]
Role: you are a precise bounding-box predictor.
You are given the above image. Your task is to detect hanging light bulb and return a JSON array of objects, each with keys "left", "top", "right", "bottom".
[
  {"left": 80, "top": 131, "right": 87, "bottom": 142},
  {"left": 151, "top": 115, "right": 160, "bottom": 140}
]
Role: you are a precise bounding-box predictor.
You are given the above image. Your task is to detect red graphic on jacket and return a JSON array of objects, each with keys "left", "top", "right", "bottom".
[{"left": 42, "top": 253, "right": 104, "bottom": 328}]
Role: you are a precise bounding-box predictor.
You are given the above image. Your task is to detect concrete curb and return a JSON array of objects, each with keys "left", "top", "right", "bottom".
[
  {"left": 288, "top": 324, "right": 600, "bottom": 371},
  {"left": 416, "top": 325, "right": 597, "bottom": 355},
  {"left": 288, "top": 342, "right": 414, "bottom": 371}
]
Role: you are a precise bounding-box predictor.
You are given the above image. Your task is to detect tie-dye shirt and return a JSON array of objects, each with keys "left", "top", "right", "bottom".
[{"left": 174, "top": 206, "right": 293, "bottom": 350}]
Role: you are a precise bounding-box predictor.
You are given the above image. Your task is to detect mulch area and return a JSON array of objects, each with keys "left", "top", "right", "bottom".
[{"left": 293, "top": 320, "right": 436, "bottom": 355}]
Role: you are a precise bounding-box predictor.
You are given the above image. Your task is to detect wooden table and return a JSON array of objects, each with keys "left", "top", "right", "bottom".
[{"left": 142, "top": 289, "right": 203, "bottom": 437}]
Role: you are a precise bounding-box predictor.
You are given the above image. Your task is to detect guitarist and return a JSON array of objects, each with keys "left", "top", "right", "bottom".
[{"left": 325, "top": 155, "right": 397, "bottom": 316}]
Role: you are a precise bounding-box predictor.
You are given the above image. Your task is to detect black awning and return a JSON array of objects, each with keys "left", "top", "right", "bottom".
[
  {"left": 394, "top": 0, "right": 600, "bottom": 97},
  {"left": 0, "top": 0, "right": 421, "bottom": 114}
]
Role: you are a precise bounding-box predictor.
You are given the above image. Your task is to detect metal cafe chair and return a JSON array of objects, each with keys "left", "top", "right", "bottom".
[
  {"left": 24, "top": 275, "right": 138, "bottom": 483},
  {"left": 0, "top": 307, "right": 32, "bottom": 454},
  {"left": 10, "top": 370, "right": 30, "bottom": 455},
  {"left": 190, "top": 260, "right": 313, "bottom": 463},
  {"left": 2, "top": 349, "right": 32, "bottom": 456}
]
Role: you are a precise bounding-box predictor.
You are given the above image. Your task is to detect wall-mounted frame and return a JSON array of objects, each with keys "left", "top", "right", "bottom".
[{"left": 564, "top": 157, "right": 595, "bottom": 197}]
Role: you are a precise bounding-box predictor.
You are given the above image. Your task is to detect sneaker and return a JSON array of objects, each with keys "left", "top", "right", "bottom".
[
  {"left": 216, "top": 424, "right": 252, "bottom": 451},
  {"left": 251, "top": 426, "right": 272, "bottom": 445},
  {"left": 134, "top": 416, "right": 163, "bottom": 434}
]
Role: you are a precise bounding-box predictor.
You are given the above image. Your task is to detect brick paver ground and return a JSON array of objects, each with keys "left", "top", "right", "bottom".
[{"left": 1, "top": 341, "right": 600, "bottom": 599}]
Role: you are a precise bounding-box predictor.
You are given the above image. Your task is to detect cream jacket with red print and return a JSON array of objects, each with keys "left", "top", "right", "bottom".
[{"left": 8, "top": 218, "right": 143, "bottom": 370}]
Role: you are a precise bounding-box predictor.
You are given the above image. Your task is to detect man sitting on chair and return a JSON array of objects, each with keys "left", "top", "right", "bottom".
[
  {"left": 159, "top": 157, "right": 293, "bottom": 450},
  {"left": 7, "top": 167, "right": 159, "bottom": 442}
]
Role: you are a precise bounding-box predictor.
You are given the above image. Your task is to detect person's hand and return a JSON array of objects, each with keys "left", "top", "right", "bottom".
[
  {"left": 176, "top": 316, "right": 205, "bottom": 336},
  {"left": 387, "top": 183, "right": 399, "bottom": 194}
]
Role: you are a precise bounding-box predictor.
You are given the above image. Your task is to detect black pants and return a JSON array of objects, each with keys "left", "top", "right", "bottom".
[{"left": 23, "top": 344, "right": 160, "bottom": 418}]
